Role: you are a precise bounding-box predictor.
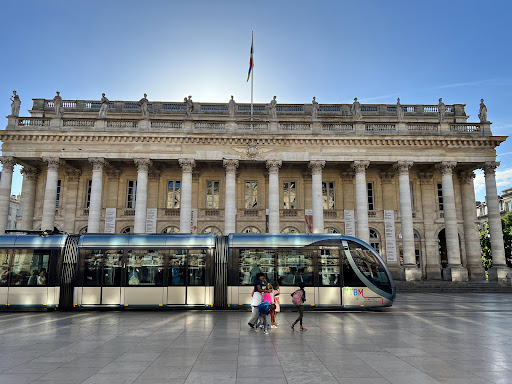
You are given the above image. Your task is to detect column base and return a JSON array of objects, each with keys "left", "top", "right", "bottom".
[
  {"left": 425, "top": 265, "right": 442, "bottom": 280},
  {"left": 400, "top": 265, "right": 422, "bottom": 281},
  {"left": 442, "top": 266, "right": 468, "bottom": 282},
  {"left": 467, "top": 265, "right": 486, "bottom": 280},
  {"left": 487, "top": 265, "right": 511, "bottom": 283}
]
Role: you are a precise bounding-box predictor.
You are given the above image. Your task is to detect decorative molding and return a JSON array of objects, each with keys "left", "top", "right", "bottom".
[
  {"left": 0, "top": 156, "right": 16, "bottom": 172},
  {"left": 417, "top": 172, "right": 434, "bottom": 185},
  {"left": 223, "top": 159, "right": 239, "bottom": 173},
  {"left": 436, "top": 161, "right": 457, "bottom": 175},
  {"left": 42, "top": 156, "right": 63, "bottom": 171},
  {"left": 134, "top": 158, "right": 152, "bottom": 172},
  {"left": 457, "top": 170, "right": 475, "bottom": 184},
  {"left": 65, "top": 169, "right": 82, "bottom": 182},
  {"left": 351, "top": 160, "right": 370, "bottom": 173},
  {"left": 88, "top": 157, "right": 106, "bottom": 171},
  {"left": 309, "top": 160, "right": 325, "bottom": 175},
  {"left": 179, "top": 158, "right": 196, "bottom": 173},
  {"left": 231, "top": 141, "right": 273, "bottom": 160},
  {"left": 394, "top": 160, "right": 413, "bottom": 175},
  {"left": 266, "top": 160, "right": 282, "bottom": 174},
  {"left": 20, "top": 167, "right": 40, "bottom": 181}
]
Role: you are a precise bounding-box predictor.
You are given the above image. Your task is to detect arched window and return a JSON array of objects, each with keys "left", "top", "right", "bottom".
[
  {"left": 399, "top": 230, "right": 421, "bottom": 267},
  {"left": 369, "top": 228, "right": 381, "bottom": 253},
  {"left": 324, "top": 227, "right": 340, "bottom": 234},
  {"left": 162, "top": 226, "right": 179, "bottom": 234},
  {"left": 120, "top": 226, "right": 133, "bottom": 234},
  {"left": 242, "top": 226, "right": 261, "bottom": 233},
  {"left": 281, "top": 226, "right": 300, "bottom": 233},
  {"left": 202, "top": 226, "right": 222, "bottom": 235}
]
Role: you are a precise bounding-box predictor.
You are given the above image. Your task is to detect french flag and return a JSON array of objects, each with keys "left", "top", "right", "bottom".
[{"left": 247, "top": 36, "right": 254, "bottom": 82}]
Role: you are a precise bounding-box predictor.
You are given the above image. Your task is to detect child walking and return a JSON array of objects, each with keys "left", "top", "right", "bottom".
[
  {"left": 290, "top": 282, "right": 307, "bottom": 331},
  {"left": 271, "top": 282, "right": 280, "bottom": 328}
]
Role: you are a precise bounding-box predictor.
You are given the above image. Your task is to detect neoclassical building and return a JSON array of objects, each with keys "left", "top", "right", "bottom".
[{"left": 0, "top": 93, "right": 509, "bottom": 282}]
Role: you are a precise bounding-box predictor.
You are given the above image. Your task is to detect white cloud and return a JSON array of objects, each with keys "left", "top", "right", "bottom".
[{"left": 474, "top": 167, "right": 512, "bottom": 201}]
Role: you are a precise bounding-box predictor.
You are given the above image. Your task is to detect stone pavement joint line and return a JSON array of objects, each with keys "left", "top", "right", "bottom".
[{"left": 0, "top": 293, "right": 510, "bottom": 384}]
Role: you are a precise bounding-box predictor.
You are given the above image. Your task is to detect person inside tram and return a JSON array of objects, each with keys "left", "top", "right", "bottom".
[
  {"left": 85, "top": 265, "right": 97, "bottom": 284},
  {"left": 155, "top": 268, "right": 163, "bottom": 285},
  {"left": 0, "top": 271, "right": 8, "bottom": 286},
  {"left": 37, "top": 269, "right": 47, "bottom": 286},
  {"left": 128, "top": 266, "right": 140, "bottom": 285},
  {"left": 28, "top": 269, "right": 39, "bottom": 286},
  {"left": 171, "top": 262, "right": 183, "bottom": 285}
]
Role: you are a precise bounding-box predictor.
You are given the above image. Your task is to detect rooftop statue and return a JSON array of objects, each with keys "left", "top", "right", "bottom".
[
  {"left": 228, "top": 95, "right": 236, "bottom": 119},
  {"left": 10, "top": 91, "right": 20, "bottom": 117},
  {"left": 53, "top": 91, "right": 62, "bottom": 116},
  {"left": 438, "top": 98, "right": 446, "bottom": 123},
  {"left": 269, "top": 96, "right": 277, "bottom": 121},
  {"left": 478, "top": 98, "right": 488, "bottom": 123},
  {"left": 138, "top": 93, "right": 149, "bottom": 120},
  {"left": 98, "top": 93, "right": 109, "bottom": 118},
  {"left": 185, "top": 95, "right": 193, "bottom": 119},
  {"left": 396, "top": 97, "right": 404, "bottom": 122},
  {"left": 351, "top": 97, "right": 362, "bottom": 121},
  {"left": 312, "top": 97, "right": 319, "bottom": 121}
]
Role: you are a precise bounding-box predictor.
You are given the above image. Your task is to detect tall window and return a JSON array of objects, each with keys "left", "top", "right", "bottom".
[
  {"left": 167, "top": 180, "right": 181, "bottom": 208},
  {"left": 410, "top": 182, "right": 415, "bottom": 212},
  {"left": 322, "top": 182, "right": 335, "bottom": 209},
  {"left": 369, "top": 228, "right": 380, "bottom": 253},
  {"left": 244, "top": 181, "right": 258, "bottom": 209},
  {"left": 206, "top": 180, "right": 220, "bottom": 208},
  {"left": 85, "top": 179, "right": 92, "bottom": 208},
  {"left": 55, "top": 179, "right": 62, "bottom": 208},
  {"left": 367, "top": 182, "right": 374, "bottom": 210},
  {"left": 437, "top": 183, "right": 443, "bottom": 211},
  {"left": 283, "top": 181, "right": 296, "bottom": 209},
  {"left": 126, "top": 180, "right": 137, "bottom": 209}
]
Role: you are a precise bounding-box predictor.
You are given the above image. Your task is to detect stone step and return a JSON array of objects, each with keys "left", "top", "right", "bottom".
[{"left": 394, "top": 280, "right": 512, "bottom": 293}]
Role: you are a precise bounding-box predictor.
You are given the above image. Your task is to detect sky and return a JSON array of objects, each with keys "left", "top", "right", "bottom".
[{"left": 0, "top": 0, "right": 511, "bottom": 202}]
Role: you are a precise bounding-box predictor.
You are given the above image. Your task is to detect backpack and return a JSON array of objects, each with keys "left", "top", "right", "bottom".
[
  {"left": 257, "top": 301, "right": 270, "bottom": 315},
  {"left": 291, "top": 289, "right": 303, "bottom": 306}
]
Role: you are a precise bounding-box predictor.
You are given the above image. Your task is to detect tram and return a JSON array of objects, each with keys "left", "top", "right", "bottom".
[{"left": 0, "top": 233, "right": 395, "bottom": 310}]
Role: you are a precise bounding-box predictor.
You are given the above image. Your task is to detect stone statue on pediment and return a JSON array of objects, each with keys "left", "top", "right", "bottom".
[
  {"left": 138, "top": 93, "right": 149, "bottom": 119},
  {"left": 351, "top": 97, "right": 362, "bottom": 121},
  {"left": 10, "top": 90, "right": 20, "bottom": 117},
  {"left": 269, "top": 96, "right": 277, "bottom": 121},
  {"left": 312, "top": 96, "right": 319, "bottom": 121},
  {"left": 53, "top": 91, "right": 63, "bottom": 116},
  {"left": 438, "top": 98, "right": 446, "bottom": 122},
  {"left": 185, "top": 95, "right": 193, "bottom": 119},
  {"left": 478, "top": 98, "right": 488, "bottom": 123},
  {"left": 396, "top": 97, "right": 404, "bottom": 122},
  {"left": 228, "top": 95, "right": 236, "bottom": 118},
  {"left": 98, "top": 93, "right": 109, "bottom": 118}
]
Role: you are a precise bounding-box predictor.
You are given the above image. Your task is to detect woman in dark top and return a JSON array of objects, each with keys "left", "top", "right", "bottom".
[{"left": 290, "top": 282, "right": 307, "bottom": 331}]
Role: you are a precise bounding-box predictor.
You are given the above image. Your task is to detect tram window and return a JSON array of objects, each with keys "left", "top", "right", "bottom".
[
  {"left": 239, "top": 249, "right": 276, "bottom": 285},
  {"left": 277, "top": 250, "right": 313, "bottom": 286},
  {"left": 347, "top": 241, "right": 392, "bottom": 294},
  {"left": 341, "top": 250, "right": 364, "bottom": 287},
  {"left": 103, "top": 250, "right": 123, "bottom": 286},
  {"left": 169, "top": 250, "right": 186, "bottom": 286},
  {"left": 319, "top": 248, "right": 339, "bottom": 286},
  {"left": 127, "top": 250, "right": 165, "bottom": 286},
  {"left": 11, "top": 250, "right": 50, "bottom": 286},
  {"left": 188, "top": 249, "right": 206, "bottom": 286},
  {"left": 0, "top": 250, "right": 10, "bottom": 286},
  {"left": 84, "top": 250, "right": 102, "bottom": 286}
]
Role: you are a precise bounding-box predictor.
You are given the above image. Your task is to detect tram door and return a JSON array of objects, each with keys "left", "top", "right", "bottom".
[
  {"left": 81, "top": 250, "right": 124, "bottom": 305},
  {"left": 317, "top": 246, "right": 343, "bottom": 305}
]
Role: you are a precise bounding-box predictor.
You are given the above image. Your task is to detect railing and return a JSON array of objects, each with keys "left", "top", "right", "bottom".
[
  {"left": 424, "top": 106, "right": 452, "bottom": 113},
  {"left": 162, "top": 103, "right": 186, "bottom": 111},
  {"left": 277, "top": 105, "right": 304, "bottom": 113},
  {"left": 85, "top": 102, "right": 114, "bottom": 109},
  {"left": 238, "top": 104, "right": 266, "bottom": 113},
  {"left": 204, "top": 209, "right": 221, "bottom": 217},
  {"left": 123, "top": 209, "right": 135, "bottom": 216},
  {"left": 365, "top": 124, "right": 396, "bottom": 132},
  {"left": 62, "top": 101, "right": 76, "bottom": 108},
  {"left": 280, "top": 123, "right": 311, "bottom": 131},
  {"left": 450, "top": 124, "right": 480, "bottom": 133},
  {"left": 201, "top": 104, "right": 227, "bottom": 112},
  {"left": 17, "top": 118, "right": 50, "bottom": 127},
  {"left": 165, "top": 209, "right": 180, "bottom": 216},
  {"left": 123, "top": 103, "right": 139, "bottom": 110},
  {"left": 195, "top": 122, "right": 225, "bottom": 130},
  {"left": 282, "top": 209, "right": 299, "bottom": 217},
  {"left": 387, "top": 106, "right": 416, "bottom": 113},
  {"left": 107, "top": 120, "right": 138, "bottom": 128},
  {"left": 322, "top": 123, "right": 354, "bottom": 132},
  {"left": 368, "top": 210, "right": 377, "bottom": 218},
  {"left": 319, "top": 105, "right": 341, "bottom": 113},
  {"left": 407, "top": 123, "right": 439, "bottom": 133},
  {"left": 237, "top": 123, "right": 268, "bottom": 131},
  {"left": 63, "top": 119, "right": 95, "bottom": 127},
  {"left": 151, "top": 121, "right": 182, "bottom": 129},
  {"left": 361, "top": 106, "right": 378, "bottom": 112},
  {"left": 243, "top": 209, "right": 261, "bottom": 217},
  {"left": 323, "top": 210, "right": 337, "bottom": 218}
]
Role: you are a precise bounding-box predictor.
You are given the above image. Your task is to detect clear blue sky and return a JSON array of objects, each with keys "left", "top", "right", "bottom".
[{"left": 1, "top": 0, "right": 511, "bottom": 201}]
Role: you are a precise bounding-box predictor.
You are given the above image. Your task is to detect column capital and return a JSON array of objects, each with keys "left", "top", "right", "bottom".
[
  {"left": 351, "top": 160, "right": 370, "bottom": 173},
  {"left": 340, "top": 172, "right": 355, "bottom": 183},
  {"left": 134, "top": 158, "right": 152, "bottom": 172},
  {"left": 379, "top": 172, "right": 395, "bottom": 184},
  {"left": 417, "top": 172, "right": 434, "bottom": 184},
  {"left": 88, "top": 157, "right": 107, "bottom": 171},
  {"left": 436, "top": 161, "right": 457, "bottom": 175},
  {"left": 179, "top": 158, "right": 196, "bottom": 172},
  {"left": 266, "top": 160, "right": 282, "bottom": 174},
  {"left": 223, "top": 159, "right": 239, "bottom": 173},
  {"left": 394, "top": 161, "right": 413, "bottom": 175},
  {"left": 458, "top": 170, "right": 476, "bottom": 184},
  {"left": 482, "top": 161, "right": 500, "bottom": 175},
  {"left": 21, "top": 167, "right": 40, "bottom": 181},
  {"left": 0, "top": 156, "right": 16, "bottom": 172},
  {"left": 42, "top": 156, "right": 64, "bottom": 171},
  {"left": 65, "top": 169, "right": 82, "bottom": 182},
  {"left": 309, "top": 160, "right": 325, "bottom": 175}
]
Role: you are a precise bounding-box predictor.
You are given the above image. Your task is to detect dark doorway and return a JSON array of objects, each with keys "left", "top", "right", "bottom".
[{"left": 438, "top": 229, "right": 448, "bottom": 268}]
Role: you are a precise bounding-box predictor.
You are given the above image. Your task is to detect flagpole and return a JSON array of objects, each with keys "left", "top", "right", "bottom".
[{"left": 250, "top": 31, "right": 254, "bottom": 123}]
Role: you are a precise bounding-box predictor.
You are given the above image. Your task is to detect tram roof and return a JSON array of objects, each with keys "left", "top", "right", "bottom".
[
  {"left": 78, "top": 234, "right": 216, "bottom": 249},
  {"left": 228, "top": 233, "right": 351, "bottom": 248},
  {"left": 0, "top": 234, "right": 68, "bottom": 249}
]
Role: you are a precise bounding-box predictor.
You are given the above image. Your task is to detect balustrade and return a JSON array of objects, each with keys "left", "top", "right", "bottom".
[
  {"left": 281, "top": 209, "right": 300, "bottom": 217},
  {"left": 365, "top": 123, "right": 396, "bottom": 132},
  {"left": 407, "top": 123, "right": 439, "bottom": 133},
  {"left": 200, "top": 104, "right": 228, "bottom": 112},
  {"left": 151, "top": 121, "right": 182, "bottom": 129},
  {"left": 322, "top": 123, "right": 354, "bottom": 132},
  {"left": 450, "top": 124, "right": 480, "bottom": 133},
  {"left": 323, "top": 210, "right": 338, "bottom": 218},
  {"left": 276, "top": 105, "right": 304, "bottom": 113},
  {"left": 361, "top": 106, "right": 378, "bottom": 113},
  {"left": 17, "top": 118, "right": 50, "bottom": 127},
  {"left": 162, "top": 103, "right": 186, "bottom": 111},
  {"left": 243, "top": 209, "right": 261, "bottom": 217},
  {"left": 195, "top": 122, "right": 225, "bottom": 130},
  {"left": 63, "top": 119, "right": 95, "bottom": 127},
  {"left": 107, "top": 120, "right": 138, "bottom": 128},
  {"left": 280, "top": 123, "right": 311, "bottom": 131},
  {"left": 165, "top": 209, "right": 180, "bottom": 216},
  {"left": 123, "top": 209, "right": 135, "bottom": 216},
  {"left": 238, "top": 123, "right": 268, "bottom": 131}
]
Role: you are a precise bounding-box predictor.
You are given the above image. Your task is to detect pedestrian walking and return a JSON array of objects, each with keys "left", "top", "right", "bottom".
[
  {"left": 290, "top": 282, "right": 307, "bottom": 331},
  {"left": 248, "top": 272, "right": 269, "bottom": 328}
]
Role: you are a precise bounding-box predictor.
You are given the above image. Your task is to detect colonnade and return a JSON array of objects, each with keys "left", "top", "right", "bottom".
[{"left": 0, "top": 155, "right": 509, "bottom": 281}]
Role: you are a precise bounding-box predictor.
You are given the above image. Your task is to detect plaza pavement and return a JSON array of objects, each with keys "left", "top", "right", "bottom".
[{"left": 0, "top": 293, "right": 511, "bottom": 384}]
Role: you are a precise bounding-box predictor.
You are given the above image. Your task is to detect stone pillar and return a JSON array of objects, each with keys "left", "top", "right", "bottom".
[
  {"left": 41, "top": 157, "right": 62, "bottom": 231},
  {"left": 436, "top": 162, "right": 468, "bottom": 281},
  {"left": 133, "top": 158, "right": 152, "bottom": 234},
  {"left": 458, "top": 171, "right": 485, "bottom": 280},
  {"left": 179, "top": 159, "right": 195, "bottom": 233},
  {"left": 418, "top": 173, "right": 441, "bottom": 279},
  {"left": 482, "top": 162, "right": 510, "bottom": 282},
  {"left": 266, "top": 160, "right": 282, "bottom": 234},
  {"left": 395, "top": 161, "right": 421, "bottom": 281},
  {"left": 0, "top": 157, "right": 16, "bottom": 234},
  {"left": 87, "top": 158, "right": 106, "bottom": 233},
  {"left": 20, "top": 167, "right": 39, "bottom": 230},
  {"left": 63, "top": 169, "right": 81, "bottom": 233},
  {"left": 352, "top": 160, "right": 370, "bottom": 244},
  {"left": 223, "top": 159, "right": 239, "bottom": 234},
  {"left": 310, "top": 160, "right": 325, "bottom": 233}
]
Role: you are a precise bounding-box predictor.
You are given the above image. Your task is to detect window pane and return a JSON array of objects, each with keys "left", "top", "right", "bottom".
[
  {"left": 277, "top": 250, "right": 313, "bottom": 286},
  {"left": 12, "top": 250, "right": 50, "bottom": 286},
  {"left": 290, "top": 182, "right": 296, "bottom": 209},
  {"left": 0, "top": 250, "right": 10, "bottom": 286},
  {"left": 347, "top": 241, "right": 392, "bottom": 294},
  {"left": 319, "top": 248, "right": 340, "bottom": 286},
  {"left": 103, "top": 250, "right": 123, "bottom": 286},
  {"left": 169, "top": 250, "right": 186, "bottom": 286},
  {"left": 84, "top": 250, "right": 102, "bottom": 286},
  {"left": 86, "top": 180, "right": 92, "bottom": 209},
  {"left": 239, "top": 249, "right": 275, "bottom": 285},
  {"left": 188, "top": 249, "right": 206, "bottom": 286},
  {"left": 127, "top": 250, "right": 165, "bottom": 286}
]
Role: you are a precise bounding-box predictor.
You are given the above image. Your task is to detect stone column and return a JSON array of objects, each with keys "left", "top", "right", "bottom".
[
  {"left": 87, "top": 158, "right": 106, "bottom": 233},
  {"left": 63, "top": 169, "right": 81, "bottom": 233},
  {"left": 133, "top": 158, "right": 152, "bottom": 234},
  {"left": 352, "top": 160, "right": 370, "bottom": 244},
  {"left": 458, "top": 171, "right": 485, "bottom": 280},
  {"left": 0, "top": 157, "right": 16, "bottom": 234},
  {"left": 179, "top": 159, "right": 195, "bottom": 233},
  {"left": 266, "top": 160, "right": 282, "bottom": 234},
  {"left": 41, "top": 157, "right": 62, "bottom": 231},
  {"left": 482, "top": 162, "right": 510, "bottom": 282},
  {"left": 20, "top": 167, "right": 39, "bottom": 230},
  {"left": 310, "top": 160, "right": 325, "bottom": 233},
  {"left": 395, "top": 161, "right": 421, "bottom": 281},
  {"left": 436, "top": 161, "right": 468, "bottom": 281},
  {"left": 223, "top": 159, "right": 239, "bottom": 234}
]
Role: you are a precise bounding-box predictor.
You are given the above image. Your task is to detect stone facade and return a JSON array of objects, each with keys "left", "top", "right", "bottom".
[{"left": 0, "top": 95, "right": 509, "bottom": 282}]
